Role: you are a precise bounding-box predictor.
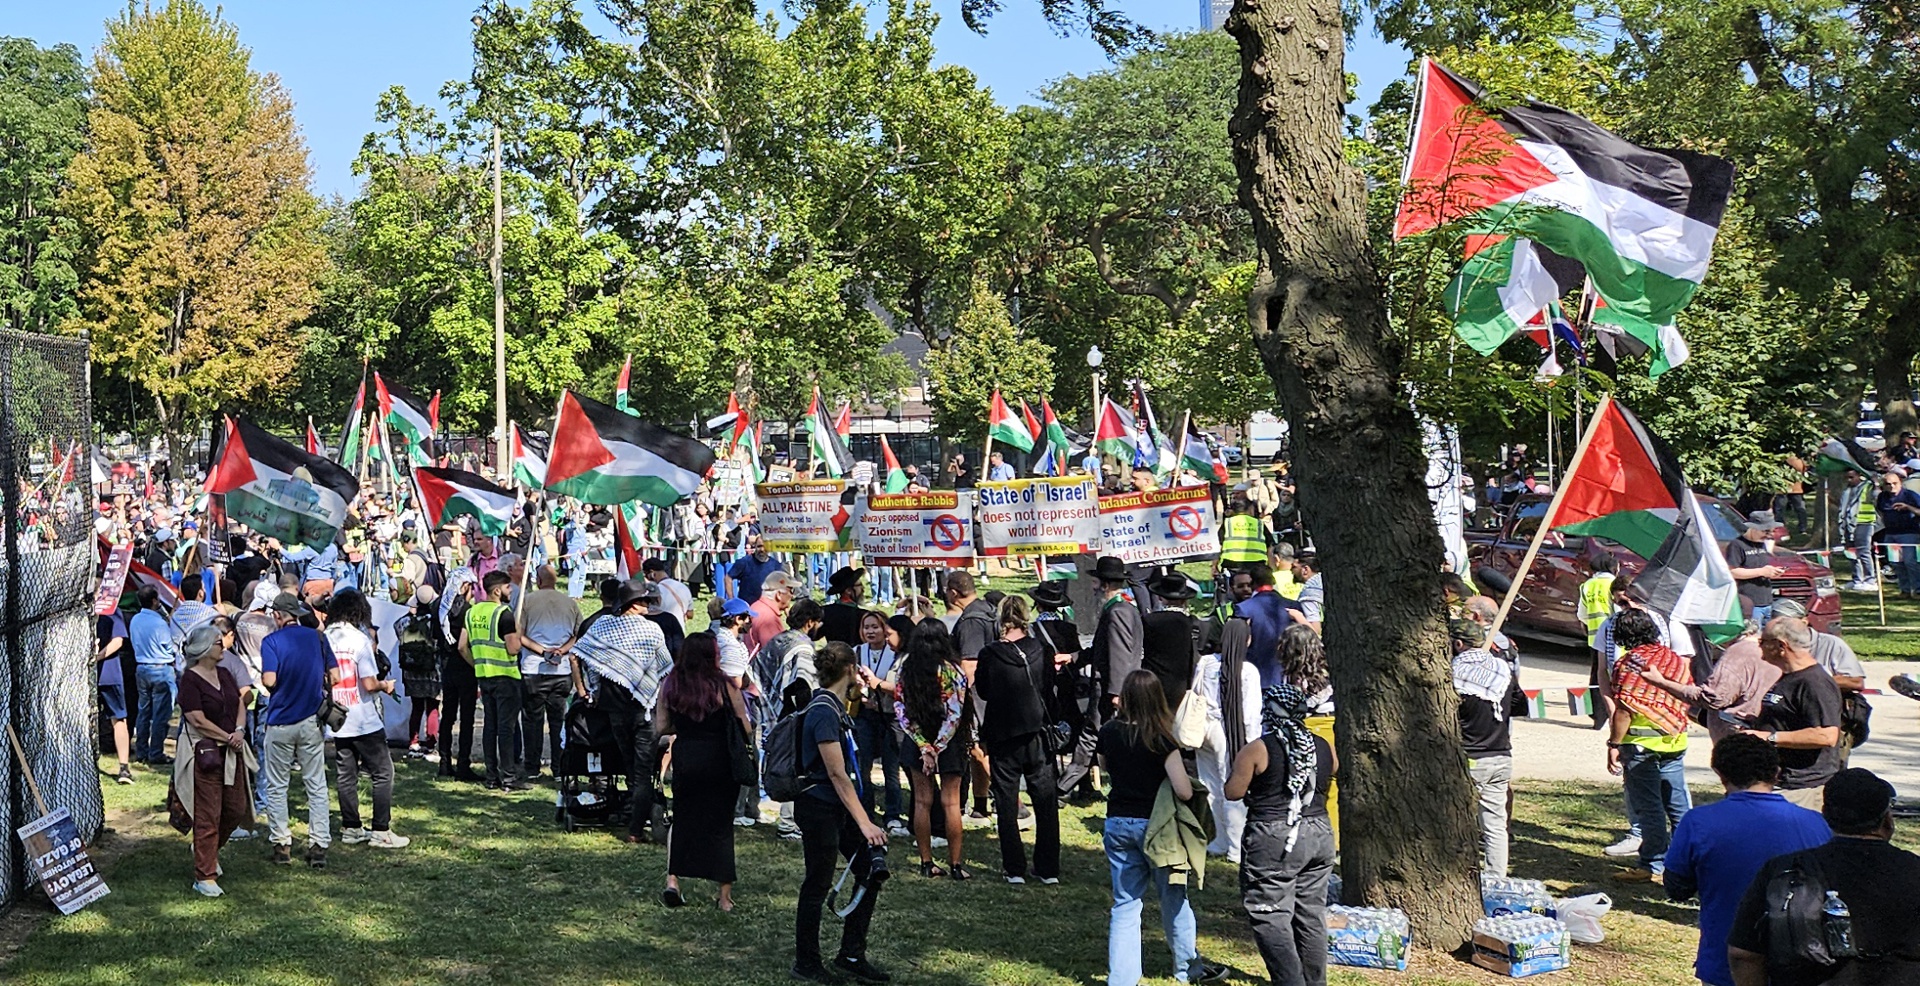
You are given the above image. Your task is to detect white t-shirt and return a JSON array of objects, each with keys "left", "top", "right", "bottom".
[
  {"left": 326, "top": 624, "right": 385, "bottom": 739},
  {"left": 654, "top": 577, "right": 692, "bottom": 624}
]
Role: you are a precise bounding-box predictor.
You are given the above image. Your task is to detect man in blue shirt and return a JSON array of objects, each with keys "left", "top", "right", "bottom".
[
  {"left": 1875, "top": 470, "right": 1920, "bottom": 596},
  {"left": 127, "top": 586, "right": 179, "bottom": 764},
  {"left": 1232, "top": 562, "right": 1292, "bottom": 688},
  {"left": 258, "top": 593, "right": 340, "bottom": 868},
  {"left": 1664, "top": 733, "right": 1830, "bottom": 986},
  {"left": 725, "top": 535, "right": 785, "bottom": 604},
  {"left": 987, "top": 451, "right": 1016, "bottom": 482}
]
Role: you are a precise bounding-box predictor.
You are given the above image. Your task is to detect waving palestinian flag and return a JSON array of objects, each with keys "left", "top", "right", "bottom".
[
  {"left": 1094, "top": 397, "right": 1140, "bottom": 465},
  {"left": 204, "top": 417, "right": 360, "bottom": 549},
  {"left": 1181, "top": 423, "right": 1230, "bottom": 484},
  {"left": 305, "top": 418, "right": 322, "bottom": 457},
  {"left": 1033, "top": 397, "right": 1072, "bottom": 477},
  {"left": 807, "top": 387, "right": 855, "bottom": 478},
  {"left": 1397, "top": 59, "right": 1733, "bottom": 376},
  {"left": 375, "top": 373, "right": 435, "bottom": 464},
  {"left": 547, "top": 390, "right": 714, "bottom": 506},
  {"left": 1550, "top": 398, "right": 1739, "bottom": 633},
  {"left": 337, "top": 378, "right": 366, "bottom": 467},
  {"left": 511, "top": 424, "right": 548, "bottom": 490},
  {"left": 879, "top": 433, "right": 909, "bottom": 493},
  {"left": 614, "top": 355, "right": 638, "bottom": 416},
  {"left": 414, "top": 466, "right": 518, "bottom": 536},
  {"left": 987, "top": 389, "right": 1036, "bottom": 454}
]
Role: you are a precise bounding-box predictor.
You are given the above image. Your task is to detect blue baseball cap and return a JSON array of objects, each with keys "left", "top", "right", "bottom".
[{"left": 721, "top": 597, "right": 752, "bottom": 618}]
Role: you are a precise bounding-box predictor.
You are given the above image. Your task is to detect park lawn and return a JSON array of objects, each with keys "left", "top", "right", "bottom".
[
  {"left": 1837, "top": 589, "right": 1920, "bottom": 660},
  {"left": 5, "top": 762, "right": 1733, "bottom": 986}
]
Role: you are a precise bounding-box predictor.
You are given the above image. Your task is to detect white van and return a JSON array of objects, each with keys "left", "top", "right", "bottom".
[{"left": 1246, "top": 412, "right": 1288, "bottom": 462}]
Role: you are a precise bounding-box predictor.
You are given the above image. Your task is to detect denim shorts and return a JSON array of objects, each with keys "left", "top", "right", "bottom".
[{"left": 98, "top": 684, "right": 128, "bottom": 720}]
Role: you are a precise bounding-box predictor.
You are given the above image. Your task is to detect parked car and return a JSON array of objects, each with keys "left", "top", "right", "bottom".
[{"left": 1465, "top": 492, "right": 1840, "bottom": 643}]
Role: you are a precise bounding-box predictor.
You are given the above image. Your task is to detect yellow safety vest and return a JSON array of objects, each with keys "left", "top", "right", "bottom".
[
  {"left": 1221, "top": 514, "right": 1266, "bottom": 564},
  {"left": 1623, "top": 713, "right": 1688, "bottom": 754},
  {"left": 1857, "top": 486, "right": 1878, "bottom": 525},
  {"left": 465, "top": 601, "right": 519, "bottom": 679},
  {"left": 1577, "top": 574, "right": 1615, "bottom": 645}
]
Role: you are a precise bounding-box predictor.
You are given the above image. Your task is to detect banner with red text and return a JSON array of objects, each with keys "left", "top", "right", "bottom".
[
  {"left": 858, "top": 491, "right": 974, "bottom": 567},
  {"left": 1097, "top": 485, "right": 1220, "bottom": 565},
  {"left": 755, "top": 480, "right": 853, "bottom": 552},
  {"left": 975, "top": 477, "right": 1101, "bottom": 557}
]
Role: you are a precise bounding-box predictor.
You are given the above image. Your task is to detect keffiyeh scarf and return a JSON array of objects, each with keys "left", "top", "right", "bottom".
[
  {"left": 439, "top": 567, "right": 476, "bottom": 645},
  {"left": 570, "top": 613, "right": 669, "bottom": 708},
  {"left": 1260, "top": 683, "right": 1320, "bottom": 852},
  {"left": 1451, "top": 646, "right": 1513, "bottom": 716}
]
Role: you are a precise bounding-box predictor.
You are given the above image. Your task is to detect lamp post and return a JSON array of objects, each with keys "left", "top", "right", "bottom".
[
  {"left": 1086, "top": 345, "right": 1104, "bottom": 481},
  {"left": 473, "top": 12, "right": 507, "bottom": 479}
]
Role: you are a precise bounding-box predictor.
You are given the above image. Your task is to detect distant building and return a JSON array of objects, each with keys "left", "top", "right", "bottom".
[{"left": 1200, "top": 0, "right": 1231, "bottom": 30}]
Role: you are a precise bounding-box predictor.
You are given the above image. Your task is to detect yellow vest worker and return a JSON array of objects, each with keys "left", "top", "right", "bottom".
[
  {"left": 465, "top": 600, "right": 520, "bottom": 680},
  {"left": 1221, "top": 513, "right": 1266, "bottom": 565}
]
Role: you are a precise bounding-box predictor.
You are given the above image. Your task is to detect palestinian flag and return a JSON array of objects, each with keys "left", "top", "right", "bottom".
[
  {"left": 511, "top": 424, "right": 548, "bottom": 489},
  {"left": 614, "top": 356, "right": 638, "bottom": 416},
  {"left": 1182, "top": 423, "right": 1229, "bottom": 484},
  {"left": 612, "top": 503, "right": 644, "bottom": 580},
  {"left": 1131, "top": 380, "right": 1176, "bottom": 477},
  {"left": 337, "top": 378, "right": 366, "bottom": 467},
  {"left": 546, "top": 390, "right": 714, "bottom": 506},
  {"left": 833, "top": 401, "right": 852, "bottom": 440},
  {"left": 1548, "top": 398, "right": 1740, "bottom": 632},
  {"left": 375, "top": 373, "right": 435, "bottom": 463},
  {"left": 414, "top": 466, "right": 517, "bottom": 536},
  {"left": 1396, "top": 58, "right": 1732, "bottom": 376},
  {"left": 1095, "top": 397, "right": 1140, "bottom": 464},
  {"left": 305, "top": 418, "right": 322, "bottom": 457},
  {"left": 1813, "top": 436, "right": 1879, "bottom": 477},
  {"left": 1033, "top": 397, "right": 1072, "bottom": 477},
  {"left": 987, "top": 389, "right": 1036, "bottom": 454},
  {"left": 204, "top": 416, "right": 360, "bottom": 549},
  {"left": 879, "top": 433, "right": 909, "bottom": 492},
  {"left": 429, "top": 391, "right": 442, "bottom": 433},
  {"left": 710, "top": 392, "right": 747, "bottom": 455},
  {"left": 127, "top": 560, "right": 180, "bottom": 610},
  {"left": 807, "top": 387, "right": 855, "bottom": 478}
]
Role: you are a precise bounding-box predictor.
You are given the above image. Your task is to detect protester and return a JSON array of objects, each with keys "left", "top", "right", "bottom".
[
  {"left": 1662, "top": 734, "right": 1830, "bottom": 986},
  {"left": 1576, "top": 552, "right": 1618, "bottom": 728},
  {"left": 323, "top": 589, "right": 409, "bottom": 849},
  {"left": 1838, "top": 468, "right": 1880, "bottom": 590},
  {"left": 1728, "top": 769, "right": 1920, "bottom": 985},
  {"left": 897, "top": 620, "right": 971, "bottom": 879},
  {"left": 130, "top": 585, "right": 180, "bottom": 765},
  {"left": 1639, "top": 620, "right": 1779, "bottom": 743},
  {"left": 655, "top": 632, "right": 751, "bottom": 912},
  {"left": 175, "top": 622, "right": 255, "bottom": 897},
  {"left": 258, "top": 592, "right": 337, "bottom": 868},
  {"left": 1098, "top": 670, "right": 1225, "bottom": 986},
  {"left": 724, "top": 535, "right": 783, "bottom": 603},
  {"left": 1607, "top": 608, "right": 1694, "bottom": 883},
  {"left": 1218, "top": 496, "right": 1267, "bottom": 575},
  {"left": 1234, "top": 562, "right": 1290, "bottom": 688},
  {"left": 1874, "top": 471, "right": 1920, "bottom": 597},
  {"left": 436, "top": 569, "right": 482, "bottom": 782},
  {"left": 399, "top": 585, "right": 442, "bottom": 759},
  {"left": 821, "top": 566, "right": 868, "bottom": 646},
  {"left": 518, "top": 565, "right": 580, "bottom": 781},
  {"left": 1452, "top": 618, "right": 1522, "bottom": 876},
  {"left": 792, "top": 641, "right": 891, "bottom": 985},
  {"left": 1060, "top": 556, "right": 1140, "bottom": 800},
  {"left": 459, "top": 571, "right": 528, "bottom": 791},
  {"left": 1195, "top": 616, "right": 1262, "bottom": 863},
  {"left": 1749, "top": 616, "right": 1844, "bottom": 808},
  {"left": 1293, "top": 552, "right": 1324, "bottom": 633},
  {"left": 1140, "top": 574, "right": 1201, "bottom": 708},
  {"left": 1226, "top": 682, "right": 1335, "bottom": 986},
  {"left": 97, "top": 601, "right": 134, "bottom": 784},
  {"left": 973, "top": 595, "right": 1060, "bottom": 885},
  {"left": 851, "top": 608, "right": 906, "bottom": 836},
  {"left": 642, "top": 556, "right": 693, "bottom": 625},
  {"left": 570, "top": 579, "right": 675, "bottom": 844},
  {"left": 945, "top": 569, "right": 997, "bottom": 823}
]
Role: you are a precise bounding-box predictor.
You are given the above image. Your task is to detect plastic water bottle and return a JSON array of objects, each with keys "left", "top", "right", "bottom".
[{"left": 1825, "top": 891, "right": 1858, "bottom": 959}]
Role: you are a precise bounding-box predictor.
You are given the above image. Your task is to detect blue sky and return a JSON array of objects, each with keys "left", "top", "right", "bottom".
[{"left": 10, "top": 1, "right": 1412, "bottom": 199}]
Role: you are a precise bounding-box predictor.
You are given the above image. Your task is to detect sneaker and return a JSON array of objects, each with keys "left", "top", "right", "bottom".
[
  {"left": 1611, "top": 867, "right": 1661, "bottom": 884},
  {"left": 789, "top": 961, "right": 846, "bottom": 984},
  {"left": 831, "top": 956, "right": 892, "bottom": 984},
  {"left": 501, "top": 778, "right": 534, "bottom": 792},
  {"left": 735, "top": 815, "right": 758, "bottom": 827},
  {"left": 930, "top": 836, "right": 949, "bottom": 849},
  {"left": 270, "top": 844, "right": 292, "bottom": 865},
  {"left": 228, "top": 828, "right": 254, "bottom": 841},
  {"left": 1017, "top": 803, "right": 1032, "bottom": 820},
  {"left": 962, "top": 810, "right": 993, "bottom": 829},
  {"left": 306, "top": 846, "right": 328, "bottom": 869},
  {"left": 1195, "top": 961, "right": 1229, "bottom": 983},
  {"left": 1891, "top": 674, "right": 1920, "bottom": 702},
  {"left": 1005, "top": 874, "right": 1026, "bottom": 885},
  {"left": 777, "top": 819, "right": 802, "bottom": 840},
  {"left": 340, "top": 828, "right": 371, "bottom": 845},
  {"left": 1039, "top": 876, "right": 1060, "bottom": 885},
  {"left": 368, "top": 830, "right": 411, "bottom": 849},
  {"left": 115, "top": 766, "right": 135, "bottom": 785},
  {"left": 191, "top": 880, "right": 223, "bottom": 898},
  {"left": 885, "top": 820, "right": 909, "bottom": 838},
  {"left": 1603, "top": 834, "right": 1643, "bottom": 857}
]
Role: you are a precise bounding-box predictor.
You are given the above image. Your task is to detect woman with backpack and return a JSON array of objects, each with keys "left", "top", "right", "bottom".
[
  {"left": 973, "top": 595, "right": 1061, "bottom": 885},
  {"left": 896, "top": 620, "right": 973, "bottom": 879},
  {"left": 655, "top": 632, "right": 752, "bottom": 911}
]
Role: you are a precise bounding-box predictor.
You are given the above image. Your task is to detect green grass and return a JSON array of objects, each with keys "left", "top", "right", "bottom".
[{"left": 6, "top": 760, "right": 1743, "bottom": 986}]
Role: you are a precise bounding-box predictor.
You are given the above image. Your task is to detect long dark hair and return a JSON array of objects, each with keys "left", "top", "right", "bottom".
[
  {"left": 327, "top": 588, "right": 372, "bottom": 630},
  {"left": 900, "top": 620, "right": 957, "bottom": 741},
  {"left": 1278, "top": 624, "right": 1328, "bottom": 695},
  {"left": 661, "top": 632, "right": 727, "bottom": 720},
  {"left": 1116, "top": 669, "right": 1176, "bottom": 755}
]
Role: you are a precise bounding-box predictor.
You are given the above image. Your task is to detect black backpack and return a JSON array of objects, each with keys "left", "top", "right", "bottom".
[
  {"left": 763, "top": 693, "right": 837, "bottom": 803},
  {"left": 1756, "top": 853, "right": 1841, "bottom": 969},
  {"left": 398, "top": 611, "right": 440, "bottom": 679}
]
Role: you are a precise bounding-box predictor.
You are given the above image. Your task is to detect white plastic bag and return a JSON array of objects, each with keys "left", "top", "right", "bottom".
[{"left": 1555, "top": 893, "right": 1612, "bottom": 944}]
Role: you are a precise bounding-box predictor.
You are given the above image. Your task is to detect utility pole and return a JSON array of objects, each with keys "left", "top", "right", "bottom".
[{"left": 492, "top": 120, "right": 506, "bottom": 478}]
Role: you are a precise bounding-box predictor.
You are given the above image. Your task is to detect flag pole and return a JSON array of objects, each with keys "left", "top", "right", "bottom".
[
  {"left": 1175, "top": 409, "right": 1194, "bottom": 485},
  {"left": 1489, "top": 393, "right": 1615, "bottom": 637}
]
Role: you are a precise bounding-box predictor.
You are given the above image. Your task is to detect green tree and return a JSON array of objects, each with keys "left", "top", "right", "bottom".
[
  {"left": 0, "top": 37, "right": 88, "bottom": 335},
  {"left": 63, "top": 0, "right": 327, "bottom": 466},
  {"left": 924, "top": 278, "right": 1054, "bottom": 442}
]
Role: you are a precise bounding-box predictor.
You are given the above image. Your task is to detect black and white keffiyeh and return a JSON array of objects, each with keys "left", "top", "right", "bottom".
[
  {"left": 571, "top": 613, "right": 670, "bottom": 708},
  {"left": 439, "top": 567, "right": 476, "bottom": 645},
  {"left": 1260, "top": 683, "right": 1320, "bottom": 852}
]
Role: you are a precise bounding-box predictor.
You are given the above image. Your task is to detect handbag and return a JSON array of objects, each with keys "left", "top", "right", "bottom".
[
  {"left": 726, "top": 715, "right": 759, "bottom": 787},
  {"left": 165, "top": 779, "right": 193, "bottom": 834},
  {"left": 318, "top": 694, "right": 349, "bottom": 732},
  {"left": 1842, "top": 691, "right": 1872, "bottom": 748},
  {"left": 1012, "top": 636, "right": 1071, "bottom": 755},
  {"left": 1172, "top": 689, "right": 1208, "bottom": 750}
]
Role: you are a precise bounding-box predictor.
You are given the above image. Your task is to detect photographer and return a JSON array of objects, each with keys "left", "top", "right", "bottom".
[{"left": 792, "top": 641, "right": 891, "bottom": 984}]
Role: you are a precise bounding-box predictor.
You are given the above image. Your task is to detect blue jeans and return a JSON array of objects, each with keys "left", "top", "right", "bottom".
[
  {"left": 1749, "top": 604, "right": 1773, "bottom": 629},
  {"left": 133, "top": 665, "right": 176, "bottom": 762},
  {"left": 1620, "top": 743, "right": 1691, "bottom": 872},
  {"left": 852, "top": 709, "right": 904, "bottom": 824},
  {"left": 1104, "top": 816, "right": 1201, "bottom": 986},
  {"left": 1886, "top": 533, "right": 1920, "bottom": 593}
]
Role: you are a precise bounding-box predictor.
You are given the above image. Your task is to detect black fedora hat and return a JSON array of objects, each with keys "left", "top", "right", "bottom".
[
  {"left": 1147, "top": 573, "right": 1197, "bottom": 601},
  {"left": 827, "top": 566, "right": 866, "bottom": 594},
  {"left": 1084, "top": 556, "right": 1130, "bottom": 582},
  {"left": 616, "top": 578, "right": 658, "bottom": 610},
  {"left": 1029, "top": 580, "right": 1071, "bottom": 608}
]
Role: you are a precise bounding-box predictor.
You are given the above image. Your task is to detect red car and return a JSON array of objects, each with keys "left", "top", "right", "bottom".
[{"left": 1465, "top": 492, "right": 1841, "bottom": 642}]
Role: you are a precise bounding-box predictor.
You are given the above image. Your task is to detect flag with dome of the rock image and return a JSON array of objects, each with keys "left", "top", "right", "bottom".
[
  {"left": 1396, "top": 58, "right": 1734, "bottom": 377},
  {"left": 204, "top": 416, "right": 361, "bottom": 549}
]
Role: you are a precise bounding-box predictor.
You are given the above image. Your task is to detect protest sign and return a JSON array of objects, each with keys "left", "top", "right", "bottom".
[
  {"left": 710, "top": 460, "right": 750, "bottom": 508},
  {"left": 756, "top": 480, "right": 851, "bottom": 552},
  {"left": 1097, "top": 485, "right": 1220, "bottom": 565},
  {"left": 975, "top": 477, "right": 1100, "bottom": 557},
  {"left": 859, "top": 492, "right": 974, "bottom": 567},
  {"left": 18, "top": 807, "right": 108, "bottom": 915},
  {"left": 94, "top": 543, "right": 134, "bottom": 616}
]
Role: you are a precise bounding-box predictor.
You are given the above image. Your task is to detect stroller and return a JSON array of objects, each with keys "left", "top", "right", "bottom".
[{"left": 553, "top": 698, "right": 632, "bottom": 832}]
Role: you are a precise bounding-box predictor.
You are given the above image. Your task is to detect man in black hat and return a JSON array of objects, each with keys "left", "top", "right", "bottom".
[
  {"left": 1728, "top": 768, "right": 1920, "bottom": 986},
  {"left": 820, "top": 566, "right": 867, "bottom": 647},
  {"left": 1058, "top": 556, "right": 1141, "bottom": 799},
  {"left": 1724, "top": 510, "right": 1785, "bottom": 625},
  {"left": 1140, "top": 573, "right": 1201, "bottom": 709}
]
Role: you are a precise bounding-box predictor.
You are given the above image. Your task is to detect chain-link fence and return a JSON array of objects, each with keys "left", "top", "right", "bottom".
[{"left": 0, "top": 329, "right": 98, "bottom": 910}]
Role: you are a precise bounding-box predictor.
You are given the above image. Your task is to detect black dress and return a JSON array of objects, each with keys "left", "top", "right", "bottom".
[{"left": 667, "top": 708, "right": 739, "bottom": 883}]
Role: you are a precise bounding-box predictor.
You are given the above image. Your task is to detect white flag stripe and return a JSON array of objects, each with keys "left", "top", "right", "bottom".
[
  {"left": 1510, "top": 141, "right": 1721, "bottom": 283},
  {"left": 600, "top": 439, "right": 704, "bottom": 495}
]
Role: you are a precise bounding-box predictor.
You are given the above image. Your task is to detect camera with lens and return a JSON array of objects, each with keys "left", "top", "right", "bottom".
[{"left": 864, "top": 843, "right": 891, "bottom": 884}]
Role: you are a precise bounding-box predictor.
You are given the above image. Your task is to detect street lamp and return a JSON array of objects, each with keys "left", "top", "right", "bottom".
[
  {"left": 473, "top": 10, "right": 507, "bottom": 479},
  {"left": 1087, "top": 346, "right": 1104, "bottom": 481}
]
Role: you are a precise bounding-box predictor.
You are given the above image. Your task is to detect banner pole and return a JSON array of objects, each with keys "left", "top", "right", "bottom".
[{"left": 1489, "top": 393, "right": 1613, "bottom": 638}]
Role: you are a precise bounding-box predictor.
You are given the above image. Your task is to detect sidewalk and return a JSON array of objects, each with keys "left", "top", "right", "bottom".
[{"left": 1510, "top": 647, "right": 1920, "bottom": 795}]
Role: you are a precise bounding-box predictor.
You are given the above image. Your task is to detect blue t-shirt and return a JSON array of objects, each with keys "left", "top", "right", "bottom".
[
  {"left": 260, "top": 625, "right": 337, "bottom": 726},
  {"left": 727, "top": 554, "right": 784, "bottom": 604},
  {"left": 1664, "top": 790, "right": 1831, "bottom": 986},
  {"left": 1879, "top": 489, "right": 1920, "bottom": 536},
  {"left": 799, "top": 690, "right": 858, "bottom": 804},
  {"left": 96, "top": 613, "right": 127, "bottom": 688},
  {"left": 1234, "top": 590, "right": 1293, "bottom": 688},
  {"left": 128, "top": 608, "right": 177, "bottom": 668}
]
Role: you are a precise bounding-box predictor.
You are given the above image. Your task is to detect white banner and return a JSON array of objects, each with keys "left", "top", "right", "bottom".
[
  {"left": 755, "top": 480, "right": 851, "bottom": 553},
  {"left": 858, "top": 491, "right": 974, "bottom": 568},
  {"left": 975, "top": 476, "right": 1100, "bottom": 557},
  {"left": 1097, "top": 485, "right": 1220, "bottom": 565}
]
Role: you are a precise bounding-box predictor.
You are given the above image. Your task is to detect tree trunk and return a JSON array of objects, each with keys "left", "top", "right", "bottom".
[
  {"left": 1873, "top": 314, "right": 1919, "bottom": 442},
  {"left": 1227, "top": 0, "right": 1482, "bottom": 945}
]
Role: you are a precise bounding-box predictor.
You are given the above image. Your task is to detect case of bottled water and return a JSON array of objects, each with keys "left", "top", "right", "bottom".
[
  {"left": 1326, "top": 905, "right": 1412, "bottom": 971},
  {"left": 1470, "top": 914, "right": 1574, "bottom": 977},
  {"left": 1481, "top": 874, "right": 1558, "bottom": 918}
]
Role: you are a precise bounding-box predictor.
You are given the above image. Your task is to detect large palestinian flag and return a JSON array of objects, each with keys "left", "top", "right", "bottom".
[
  {"left": 546, "top": 390, "right": 714, "bottom": 506},
  {"left": 1396, "top": 59, "right": 1733, "bottom": 376},
  {"left": 1548, "top": 398, "right": 1739, "bottom": 632},
  {"left": 375, "top": 373, "right": 435, "bottom": 464},
  {"left": 414, "top": 466, "right": 517, "bottom": 536},
  {"left": 204, "top": 417, "right": 361, "bottom": 549},
  {"left": 1094, "top": 397, "right": 1140, "bottom": 465},
  {"left": 1812, "top": 436, "right": 1879, "bottom": 477}
]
